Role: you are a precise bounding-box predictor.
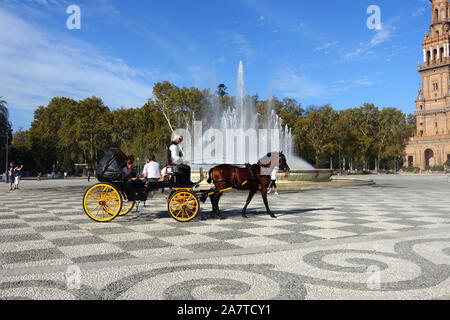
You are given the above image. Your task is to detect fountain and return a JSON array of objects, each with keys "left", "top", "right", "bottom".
[{"left": 180, "top": 61, "right": 332, "bottom": 182}]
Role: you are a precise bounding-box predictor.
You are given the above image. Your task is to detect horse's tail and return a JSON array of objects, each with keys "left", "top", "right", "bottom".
[{"left": 207, "top": 167, "right": 215, "bottom": 184}]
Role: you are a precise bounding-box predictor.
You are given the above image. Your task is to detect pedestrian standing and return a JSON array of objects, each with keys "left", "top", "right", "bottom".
[
  {"left": 8, "top": 162, "right": 15, "bottom": 191},
  {"left": 87, "top": 169, "right": 91, "bottom": 182}
]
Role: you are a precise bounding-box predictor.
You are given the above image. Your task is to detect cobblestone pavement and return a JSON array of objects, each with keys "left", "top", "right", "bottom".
[{"left": 0, "top": 175, "right": 449, "bottom": 299}]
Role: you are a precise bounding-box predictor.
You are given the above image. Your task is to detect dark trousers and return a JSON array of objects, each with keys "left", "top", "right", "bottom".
[
  {"left": 176, "top": 164, "right": 191, "bottom": 186},
  {"left": 126, "top": 179, "right": 144, "bottom": 190},
  {"left": 269, "top": 180, "right": 277, "bottom": 189}
]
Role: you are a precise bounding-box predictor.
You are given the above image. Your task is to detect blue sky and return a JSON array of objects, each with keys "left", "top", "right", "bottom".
[{"left": 0, "top": 0, "right": 431, "bottom": 131}]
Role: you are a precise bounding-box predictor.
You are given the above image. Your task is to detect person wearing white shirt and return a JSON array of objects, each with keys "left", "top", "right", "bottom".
[
  {"left": 268, "top": 166, "right": 279, "bottom": 195},
  {"left": 167, "top": 135, "right": 193, "bottom": 187},
  {"left": 143, "top": 155, "right": 162, "bottom": 182},
  {"left": 169, "top": 138, "right": 186, "bottom": 165}
]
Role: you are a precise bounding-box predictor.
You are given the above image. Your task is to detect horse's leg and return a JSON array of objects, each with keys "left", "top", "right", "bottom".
[
  {"left": 214, "top": 192, "right": 225, "bottom": 219},
  {"left": 259, "top": 184, "right": 276, "bottom": 218},
  {"left": 208, "top": 193, "right": 217, "bottom": 217},
  {"left": 242, "top": 187, "right": 257, "bottom": 218}
]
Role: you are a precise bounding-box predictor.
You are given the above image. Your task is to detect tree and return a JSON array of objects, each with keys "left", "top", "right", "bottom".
[
  {"left": 27, "top": 97, "right": 78, "bottom": 173},
  {"left": 152, "top": 81, "right": 181, "bottom": 134},
  {"left": 0, "top": 97, "right": 12, "bottom": 173},
  {"left": 216, "top": 84, "right": 228, "bottom": 98},
  {"left": 10, "top": 129, "right": 34, "bottom": 175},
  {"left": 59, "top": 97, "right": 111, "bottom": 170},
  {"left": 372, "top": 108, "right": 407, "bottom": 171},
  {"left": 295, "top": 105, "right": 336, "bottom": 168}
]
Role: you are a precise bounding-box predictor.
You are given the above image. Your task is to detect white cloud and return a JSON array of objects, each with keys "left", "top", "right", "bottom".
[
  {"left": 313, "top": 41, "right": 338, "bottom": 52},
  {"left": 343, "top": 23, "right": 392, "bottom": 59},
  {"left": 271, "top": 68, "right": 327, "bottom": 99},
  {"left": 271, "top": 68, "right": 381, "bottom": 100},
  {"left": 412, "top": 7, "right": 426, "bottom": 18},
  {"left": 0, "top": 8, "right": 164, "bottom": 114},
  {"left": 218, "top": 31, "right": 255, "bottom": 63}
]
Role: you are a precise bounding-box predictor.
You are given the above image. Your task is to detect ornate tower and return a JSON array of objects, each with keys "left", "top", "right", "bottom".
[{"left": 405, "top": 0, "right": 450, "bottom": 169}]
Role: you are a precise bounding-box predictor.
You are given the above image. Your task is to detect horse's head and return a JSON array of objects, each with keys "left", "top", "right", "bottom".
[
  {"left": 258, "top": 151, "right": 290, "bottom": 175},
  {"left": 278, "top": 151, "right": 290, "bottom": 173}
]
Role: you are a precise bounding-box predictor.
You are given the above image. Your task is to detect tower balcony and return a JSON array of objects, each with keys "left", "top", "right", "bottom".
[
  {"left": 431, "top": 18, "right": 450, "bottom": 26},
  {"left": 419, "top": 56, "right": 450, "bottom": 71}
]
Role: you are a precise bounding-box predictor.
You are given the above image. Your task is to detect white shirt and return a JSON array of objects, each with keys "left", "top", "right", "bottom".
[
  {"left": 169, "top": 144, "right": 184, "bottom": 164},
  {"left": 143, "top": 161, "right": 161, "bottom": 179},
  {"left": 271, "top": 167, "right": 278, "bottom": 180}
]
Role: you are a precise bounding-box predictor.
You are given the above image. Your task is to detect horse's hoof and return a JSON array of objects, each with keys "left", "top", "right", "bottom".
[
  {"left": 217, "top": 215, "right": 225, "bottom": 220},
  {"left": 270, "top": 214, "right": 277, "bottom": 219},
  {"left": 242, "top": 214, "right": 248, "bottom": 219}
]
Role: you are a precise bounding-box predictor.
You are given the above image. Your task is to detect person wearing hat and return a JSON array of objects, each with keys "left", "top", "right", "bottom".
[
  {"left": 167, "top": 135, "right": 193, "bottom": 187},
  {"left": 168, "top": 135, "right": 186, "bottom": 165}
]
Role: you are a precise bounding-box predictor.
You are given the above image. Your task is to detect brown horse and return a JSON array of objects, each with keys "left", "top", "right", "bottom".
[{"left": 205, "top": 152, "right": 290, "bottom": 219}]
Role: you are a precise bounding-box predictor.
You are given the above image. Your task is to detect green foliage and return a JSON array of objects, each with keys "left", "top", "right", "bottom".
[
  {"left": 5, "top": 82, "right": 415, "bottom": 174},
  {"left": 0, "top": 97, "right": 13, "bottom": 172},
  {"left": 402, "top": 166, "right": 420, "bottom": 173},
  {"left": 431, "top": 165, "right": 445, "bottom": 172}
]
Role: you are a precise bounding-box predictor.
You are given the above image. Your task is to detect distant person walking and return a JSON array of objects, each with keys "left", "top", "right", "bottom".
[
  {"left": 87, "top": 169, "right": 91, "bottom": 182},
  {"left": 267, "top": 166, "right": 279, "bottom": 195},
  {"left": 14, "top": 164, "right": 23, "bottom": 189}
]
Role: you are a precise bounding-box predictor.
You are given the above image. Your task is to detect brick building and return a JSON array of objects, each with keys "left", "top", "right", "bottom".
[{"left": 405, "top": 0, "right": 450, "bottom": 169}]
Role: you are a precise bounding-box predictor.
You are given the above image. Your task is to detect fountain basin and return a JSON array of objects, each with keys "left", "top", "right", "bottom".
[
  {"left": 278, "top": 169, "right": 333, "bottom": 182},
  {"left": 191, "top": 169, "right": 333, "bottom": 183}
]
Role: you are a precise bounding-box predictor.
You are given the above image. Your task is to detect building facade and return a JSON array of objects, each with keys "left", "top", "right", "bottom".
[{"left": 405, "top": 0, "right": 450, "bottom": 169}]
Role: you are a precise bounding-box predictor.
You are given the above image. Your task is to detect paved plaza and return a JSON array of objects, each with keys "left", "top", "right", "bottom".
[{"left": 0, "top": 175, "right": 449, "bottom": 300}]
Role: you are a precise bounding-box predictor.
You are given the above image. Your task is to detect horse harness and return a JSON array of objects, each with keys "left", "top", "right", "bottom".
[{"left": 214, "top": 164, "right": 259, "bottom": 189}]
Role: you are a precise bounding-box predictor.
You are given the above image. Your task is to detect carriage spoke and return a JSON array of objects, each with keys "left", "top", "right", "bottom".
[
  {"left": 87, "top": 194, "right": 99, "bottom": 201},
  {"left": 94, "top": 205, "right": 102, "bottom": 218}
]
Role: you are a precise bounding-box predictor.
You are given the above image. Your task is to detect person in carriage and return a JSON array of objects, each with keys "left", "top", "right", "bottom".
[
  {"left": 167, "top": 135, "right": 195, "bottom": 187},
  {"left": 122, "top": 157, "right": 144, "bottom": 191}
]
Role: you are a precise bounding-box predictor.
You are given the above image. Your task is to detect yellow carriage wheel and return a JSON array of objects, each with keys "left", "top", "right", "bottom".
[
  {"left": 168, "top": 191, "right": 199, "bottom": 222},
  {"left": 83, "top": 183, "right": 122, "bottom": 222},
  {"left": 119, "top": 192, "right": 135, "bottom": 216}
]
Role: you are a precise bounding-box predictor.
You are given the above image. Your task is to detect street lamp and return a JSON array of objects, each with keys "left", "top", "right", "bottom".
[{"left": 338, "top": 138, "right": 342, "bottom": 176}]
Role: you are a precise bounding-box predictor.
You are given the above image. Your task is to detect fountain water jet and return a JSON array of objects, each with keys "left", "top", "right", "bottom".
[{"left": 185, "top": 61, "right": 314, "bottom": 170}]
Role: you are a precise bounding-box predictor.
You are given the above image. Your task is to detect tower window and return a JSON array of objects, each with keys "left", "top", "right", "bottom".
[
  {"left": 437, "top": 31, "right": 440, "bottom": 37},
  {"left": 433, "top": 83, "right": 439, "bottom": 91},
  {"left": 419, "top": 105, "right": 423, "bottom": 111}
]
